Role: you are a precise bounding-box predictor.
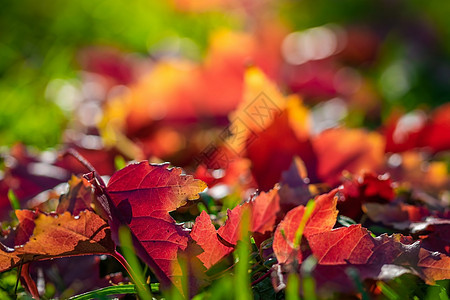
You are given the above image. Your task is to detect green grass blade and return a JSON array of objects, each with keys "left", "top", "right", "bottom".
[
  {"left": 286, "top": 273, "right": 300, "bottom": 300},
  {"left": 68, "top": 284, "right": 136, "bottom": 300},
  {"left": 118, "top": 225, "right": 152, "bottom": 300},
  {"left": 8, "top": 189, "right": 20, "bottom": 210},
  {"left": 301, "top": 256, "right": 317, "bottom": 300},
  {"left": 377, "top": 282, "right": 400, "bottom": 300},
  {"left": 235, "top": 207, "right": 252, "bottom": 300},
  {"left": 114, "top": 155, "right": 126, "bottom": 170},
  {"left": 293, "top": 200, "right": 315, "bottom": 249}
]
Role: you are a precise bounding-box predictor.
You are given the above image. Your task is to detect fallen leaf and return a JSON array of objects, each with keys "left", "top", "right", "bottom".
[
  {"left": 418, "top": 248, "right": 450, "bottom": 284},
  {"left": 0, "top": 210, "right": 114, "bottom": 272},
  {"left": 308, "top": 224, "right": 450, "bottom": 286},
  {"left": 192, "top": 186, "right": 282, "bottom": 269},
  {"left": 363, "top": 203, "right": 430, "bottom": 230},
  {"left": 106, "top": 161, "right": 207, "bottom": 288},
  {"left": 250, "top": 186, "right": 281, "bottom": 234},
  {"left": 273, "top": 189, "right": 338, "bottom": 264},
  {"left": 339, "top": 172, "right": 395, "bottom": 220},
  {"left": 56, "top": 176, "right": 93, "bottom": 215},
  {"left": 312, "top": 128, "right": 385, "bottom": 187},
  {"left": 190, "top": 211, "right": 234, "bottom": 269}
]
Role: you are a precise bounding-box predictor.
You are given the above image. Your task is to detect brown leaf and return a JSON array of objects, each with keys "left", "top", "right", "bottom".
[{"left": 56, "top": 176, "right": 94, "bottom": 215}]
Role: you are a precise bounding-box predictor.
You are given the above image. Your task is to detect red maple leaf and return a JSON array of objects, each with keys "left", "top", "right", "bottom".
[
  {"left": 191, "top": 186, "right": 281, "bottom": 269},
  {"left": 190, "top": 208, "right": 240, "bottom": 269},
  {"left": 105, "top": 162, "right": 206, "bottom": 289},
  {"left": 307, "top": 224, "right": 450, "bottom": 285},
  {"left": 273, "top": 189, "right": 338, "bottom": 264}
]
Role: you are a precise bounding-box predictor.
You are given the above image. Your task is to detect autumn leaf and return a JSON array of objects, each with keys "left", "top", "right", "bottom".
[
  {"left": 339, "top": 172, "right": 395, "bottom": 220},
  {"left": 192, "top": 187, "right": 281, "bottom": 269},
  {"left": 56, "top": 175, "right": 94, "bottom": 215},
  {"left": 312, "top": 128, "right": 385, "bottom": 187},
  {"left": 307, "top": 225, "right": 415, "bottom": 265},
  {"left": 192, "top": 204, "right": 248, "bottom": 268},
  {"left": 0, "top": 210, "right": 114, "bottom": 272},
  {"left": 363, "top": 203, "right": 430, "bottom": 230},
  {"left": 250, "top": 186, "right": 281, "bottom": 234},
  {"left": 190, "top": 210, "right": 235, "bottom": 269},
  {"left": 273, "top": 189, "right": 338, "bottom": 264},
  {"left": 418, "top": 248, "right": 450, "bottom": 284},
  {"left": 307, "top": 224, "right": 450, "bottom": 285},
  {"left": 105, "top": 161, "right": 206, "bottom": 289}
]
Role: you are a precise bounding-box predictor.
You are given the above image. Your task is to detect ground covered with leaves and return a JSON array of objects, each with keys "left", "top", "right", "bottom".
[{"left": 1, "top": 1, "right": 450, "bottom": 299}]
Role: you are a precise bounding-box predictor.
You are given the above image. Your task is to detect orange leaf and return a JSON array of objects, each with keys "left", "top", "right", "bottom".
[
  {"left": 312, "top": 128, "right": 385, "bottom": 187},
  {"left": 418, "top": 248, "right": 450, "bottom": 284},
  {"left": 0, "top": 210, "right": 114, "bottom": 272}
]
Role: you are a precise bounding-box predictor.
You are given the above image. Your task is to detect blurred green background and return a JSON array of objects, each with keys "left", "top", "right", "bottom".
[
  {"left": 1, "top": 0, "right": 449, "bottom": 149},
  {"left": 0, "top": 0, "right": 237, "bottom": 148}
]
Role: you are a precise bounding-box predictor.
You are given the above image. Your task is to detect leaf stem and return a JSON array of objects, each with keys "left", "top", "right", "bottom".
[
  {"left": 111, "top": 250, "right": 150, "bottom": 298},
  {"left": 251, "top": 269, "right": 272, "bottom": 286},
  {"left": 62, "top": 148, "right": 107, "bottom": 188},
  {"left": 19, "top": 263, "right": 40, "bottom": 299}
]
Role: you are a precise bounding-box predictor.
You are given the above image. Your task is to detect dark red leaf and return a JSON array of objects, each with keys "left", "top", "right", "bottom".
[
  {"left": 339, "top": 172, "right": 395, "bottom": 221},
  {"left": 247, "top": 113, "right": 317, "bottom": 191},
  {"left": 411, "top": 219, "right": 450, "bottom": 256},
  {"left": 308, "top": 224, "right": 450, "bottom": 286},
  {"left": 106, "top": 161, "right": 206, "bottom": 289}
]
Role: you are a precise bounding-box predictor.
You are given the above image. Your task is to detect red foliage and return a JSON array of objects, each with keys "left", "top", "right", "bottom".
[
  {"left": 106, "top": 162, "right": 206, "bottom": 289},
  {"left": 273, "top": 189, "right": 338, "bottom": 264}
]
